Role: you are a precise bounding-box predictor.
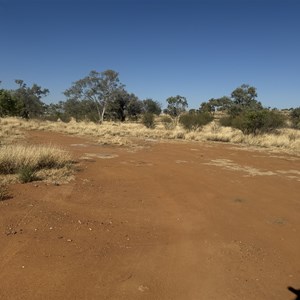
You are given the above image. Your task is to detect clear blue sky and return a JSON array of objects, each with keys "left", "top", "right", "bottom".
[{"left": 0, "top": 0, "right": 299, "bottom": 109}]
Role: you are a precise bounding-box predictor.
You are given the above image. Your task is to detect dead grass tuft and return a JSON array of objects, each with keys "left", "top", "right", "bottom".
[
  {"left": 0, "top": 144, "right": 72, "bottom": 176},
  {"left": 0, "top": 184, "right": 10, "bottom": 201}
]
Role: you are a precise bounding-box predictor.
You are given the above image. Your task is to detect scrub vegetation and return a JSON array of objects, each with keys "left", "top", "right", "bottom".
[{"left": 0, "top": 70, "right": 299, "bottom": 162}]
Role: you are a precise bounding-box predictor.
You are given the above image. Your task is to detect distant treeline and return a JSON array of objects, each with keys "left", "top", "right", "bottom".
[{"left": 0, "top": 69, "right": 299, "bottom": 134}]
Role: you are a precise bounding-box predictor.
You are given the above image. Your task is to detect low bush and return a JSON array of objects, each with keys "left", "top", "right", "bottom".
[
  {"left": 142, "top": 113, "right": 155, "bottom": 129},
  {"left": 179, "top": 112, "right": 213, "bottom": 131},
  {"left": 18, "top": 166, "right": 38, "bottom": 183},
  {"left": 220, "top": 109, "right": 285, "bottom": 135},
  {"left": 232, "top": 109, "right": 285, "bottom": 134},
  {"left": 219, "top": 116, "right": 233, "bottom": 127},
  {"left": 290, "top": 107, "right": 300, "bottom": 129}
]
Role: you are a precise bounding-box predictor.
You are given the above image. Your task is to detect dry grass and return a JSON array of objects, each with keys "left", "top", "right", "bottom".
[
  {"left": 0, "top": 144, "right": 71, "bottom": 174},
  {"left": 1, "top": 117, "right": 300, "bottom": 154},
  {"left": 0, "top": 118, "right": 24, "bottom": 145},
  {"left": 0, "top": 184, "right": 10, "bottom": 201},
  {"left": 0, "top": 143, "right": 73, "bottom": 185}
]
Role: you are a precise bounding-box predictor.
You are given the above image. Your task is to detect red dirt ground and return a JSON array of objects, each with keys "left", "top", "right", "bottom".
[{"left": 0, "top": 130, "right": 299, "bottom": 299}]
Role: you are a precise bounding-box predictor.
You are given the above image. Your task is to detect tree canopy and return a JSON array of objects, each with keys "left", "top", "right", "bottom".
[
  {"left": 165, "top": 95, "right": 188, "bottom": 118},
  {"left": 0, "top": 80, "right": 49, "bottom": 118},
  {"left": 64, "top": 70, "right": 123, "bottom": 123},
  {"left": 142, "top": 99, "right": 161, "bottom": 115},
  {"left": 107, "top": 89, "right": 142, "bottom": 122}
]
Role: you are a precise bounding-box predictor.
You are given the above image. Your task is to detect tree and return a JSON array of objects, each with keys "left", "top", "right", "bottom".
[
  {"left": 142, "top": 99, "right": 161, "bottom": 115},
  {"left": 290, "top": 107, "right": 300, "bottom": 129},
  {"left": 199, "top": 101, "right": 214, "bottom": 113},
  {"left": 127, "top": 96, "right": 143, "bottom": 120},
  {"left": 0, "top": 89, "right": 19, "bottom": 117},
  {"left": 62, "top": 98, "right": 99, "bottom": 122},
  {"left": 165, "top": 95, "right": 188, "bottom": 118},
  {"left": 229, "top": 84, "right": 262, "bottom": 116},
  {"left": 219, "top": 84, "right": 275, "bottom": 132},
  {"left": 64, "top": 69, "right": 123, "bottom": 123},
  {"left": 231, "top": 84, "right": 257, "bottom": 106},
  {"left": 107, "top": 89, "right": 142, "bottom": 122},
  {"left": 44, "top": 101, "right": 67, "bottom": 121},
  {"left": 13, "top": 80, "right": 49, "bottom": 118},
  {"left": 199, "top": 97, "right": 232, "bottom": 113}
]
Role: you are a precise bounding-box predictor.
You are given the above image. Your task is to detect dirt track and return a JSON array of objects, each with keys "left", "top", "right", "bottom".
[{"left": 0, "top": 131, "right": 299, "bottom": 299}]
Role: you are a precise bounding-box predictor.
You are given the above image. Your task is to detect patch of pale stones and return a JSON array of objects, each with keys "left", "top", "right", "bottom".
[{"left": 203, "top": 158, "right": 300, "bottom": 181}]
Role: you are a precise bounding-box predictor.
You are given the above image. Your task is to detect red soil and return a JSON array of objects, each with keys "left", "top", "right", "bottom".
[{"left": 0, "top": 130, "right": 299, "bottom": 299}]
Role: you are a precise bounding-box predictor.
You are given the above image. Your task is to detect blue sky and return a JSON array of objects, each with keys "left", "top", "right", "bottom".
[{"left": 0, "top": 0, "right": 299, "bottom": 109}]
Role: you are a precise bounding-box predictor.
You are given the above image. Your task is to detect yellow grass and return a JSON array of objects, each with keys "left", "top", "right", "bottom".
[
  {"left": 0, "top": 144, "right": 72, "bottom": 174},
  {"left": 0, "top": 142, "right": 73, "bottom": 185},
  {"left": 1, "top": 117, "right": 300, "bottom": 154},
  {"left": 0, "top": 118, "right": 24, "bottom": 145}
]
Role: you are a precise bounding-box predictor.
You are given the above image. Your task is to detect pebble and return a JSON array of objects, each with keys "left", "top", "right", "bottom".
[{"left": 138, "top": 285, "right": 149, "bottom": 292}]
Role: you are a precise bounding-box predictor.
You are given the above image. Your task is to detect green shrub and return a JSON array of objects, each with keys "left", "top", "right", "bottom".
[
  {"left": 231, "top": 109, "right": 285, "bottom": 134},
  {"left": 179, "top": 112, "right": 213, "bottom": 131},
  {"left": 18, "top": 166, "right": 39, "bottom": 183},
  {"left": 219, "top": 116, "right": 233, "bottom": 127},
  {"left": 290, "top": 107, "right": 300, "bottom": 129},
  {"left": 142, "top": 112, "right": 155, "bottom": 129}
]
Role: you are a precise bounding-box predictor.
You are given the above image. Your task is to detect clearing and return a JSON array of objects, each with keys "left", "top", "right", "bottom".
[{"left": 0, "top": 130, "right": 299, "bottom": 299}]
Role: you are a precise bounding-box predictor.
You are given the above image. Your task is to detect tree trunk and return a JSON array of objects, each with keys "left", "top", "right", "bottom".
[{"left": 100, "top": 106, "right": 106, "bottom": 124}]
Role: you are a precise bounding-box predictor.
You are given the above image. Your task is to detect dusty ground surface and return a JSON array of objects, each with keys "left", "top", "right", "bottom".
[{"left": 0, "top": 130, "right": 299, "bottom": 300}]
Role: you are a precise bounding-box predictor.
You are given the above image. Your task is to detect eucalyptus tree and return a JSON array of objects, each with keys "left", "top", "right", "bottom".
[
  {"left": 14, "top": 80, "right": 49, "bottom": 118},
  {"left": 142, "top": 98, "right": 161, "bottom": 115},
  {"left": 64, "top": 69, "right": 123, "bottom": 123},
  {"left": 165, "top": 95, "right": 188, "bottom": 118}
]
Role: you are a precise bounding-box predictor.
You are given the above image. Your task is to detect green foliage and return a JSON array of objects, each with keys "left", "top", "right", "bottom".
[
  {"left": 219, "top": 116, "right": 233, "bottom": 127},
  {"left": 165, "top": 95, "right": 188, "bottom": 117},
  {"left": 290, "top": 107, "right": 300, "bottom": 129},
  {"left": 63, "top": 98, "right": 99, "bottom": 122},
  {"left": 228, "top": 84, "right": 263, "bottom": 117},
  {"left": 231, "top": 84, "right": 258, "bottom": 107},
  {"left": 107, "top": 90, "right": 142, "bottom": 122},
  {"left": 179, "top": 112, "right": 213, "bottom": 131},
  {"left": 0, "top": 89, "right": 20, "bottom": 117},
  {"left": 14, "top": 80, "right": 49, "bottom": 118},
  {"left": 0, "top": 81, "right": 48, "bottom": 118},
  {"left": 18, "top": 166, "right": 39, "bottom": 183},
  {"left": 142, "top": 112, "right": 155, "bottom": 129},
  {"left": 216, "top": 84, "right": 287, "bottom": 135},
  {"left": 229, "top": 109, "right": 285, "bottom": 134},
  {"left": 44, "top": 102, "right": 67, "bottom": 121},
  {"left": 199, "top": 97, "right": 232, "bottom": 113},
  {"left": 143, "top": 99, "right": 161, "bottom": 115},
  {"left": 107, "top": 89, "right": 129, "bottom": 121},
  {"left": 64, "top": 69, "right": 123, "bottom": 123},
  {"left": 127, "top": 97, "right": 143, "bottom": 121}
]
